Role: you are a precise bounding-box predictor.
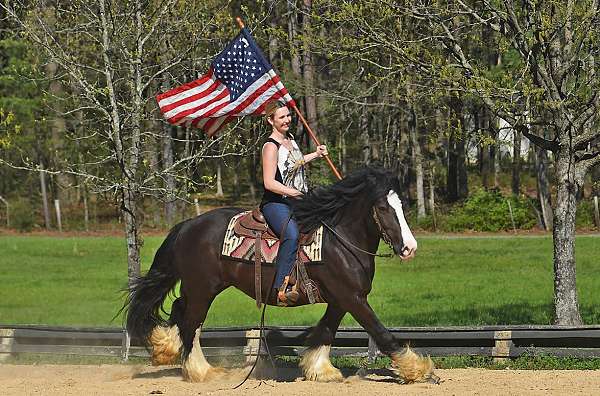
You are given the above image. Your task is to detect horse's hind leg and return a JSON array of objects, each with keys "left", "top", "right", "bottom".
[
  {"left": 180, "top": 294, "right": 224, "bottom": 382},
  {"left": 149, "top": 297, "right": 185, "bottom": 365},
  {"left": 300, "top": 304, "right": 345, "bottom": 382}
]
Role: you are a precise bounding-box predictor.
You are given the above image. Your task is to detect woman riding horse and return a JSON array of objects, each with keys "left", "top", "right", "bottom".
[
  {"left": 124, "top": 147, "right": 434, "bottom": 384},
  {"left": 260, "top": 100, "right": 328, "bottom": 306}
]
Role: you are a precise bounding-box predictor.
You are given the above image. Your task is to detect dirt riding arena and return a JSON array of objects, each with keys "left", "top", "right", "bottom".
[{"left": 1, "top": 364, "right": 599, "bottom": 395}]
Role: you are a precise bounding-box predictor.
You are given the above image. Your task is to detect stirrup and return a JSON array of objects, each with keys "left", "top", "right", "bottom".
[
  {"left": 277, "top": 276, "right": 299, "bottom": 307},
  {"left": 277, "top": 288, "right": 300, "bottom": 307}
]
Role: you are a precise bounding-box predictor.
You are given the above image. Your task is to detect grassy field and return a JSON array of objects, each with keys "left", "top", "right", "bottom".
[{"left": 0, "top": 234, "right": 599, "bottom": 327}]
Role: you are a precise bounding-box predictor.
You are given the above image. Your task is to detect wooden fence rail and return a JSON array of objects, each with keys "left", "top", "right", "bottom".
[{"left": 2, "top": 325, "right": 600, "bottom": 362}]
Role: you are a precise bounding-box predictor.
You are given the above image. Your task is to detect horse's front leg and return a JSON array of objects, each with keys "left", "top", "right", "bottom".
[
  {"left": 300, "top": 304, "right": 345, "bottom": 382},
  {"left": 344, "top": 297, "right": 436, "bottom": 383}
]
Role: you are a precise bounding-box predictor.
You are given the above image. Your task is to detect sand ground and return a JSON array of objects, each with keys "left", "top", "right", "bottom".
[{"left": 1, "top": 364, "right": 599, "bottom": 395}]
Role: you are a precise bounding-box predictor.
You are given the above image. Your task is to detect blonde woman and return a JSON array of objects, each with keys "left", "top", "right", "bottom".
[{"left": 260, "top": 100, "right": 327, "bottom": 306}]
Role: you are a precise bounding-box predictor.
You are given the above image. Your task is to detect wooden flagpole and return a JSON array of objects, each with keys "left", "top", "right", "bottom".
[{"left": 235, "top": 17, "right": 343, "bottom": 181}]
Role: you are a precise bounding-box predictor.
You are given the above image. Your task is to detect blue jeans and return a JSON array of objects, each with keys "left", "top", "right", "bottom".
[{"left": 261, "top": 202, "right": 299, "bottom": 289}]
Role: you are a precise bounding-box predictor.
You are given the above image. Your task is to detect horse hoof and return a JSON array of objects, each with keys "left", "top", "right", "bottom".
[
  {"left": 300, "top": 345, "right": 343, "bottom": 382},
  {"left": 183, "top": 365, "right": 224, "bottom": 382},
  {"left": 304, "top": 366, "right": 343, "bottom": 382}
]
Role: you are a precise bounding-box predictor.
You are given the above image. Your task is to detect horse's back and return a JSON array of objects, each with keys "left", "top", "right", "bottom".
[{"left": 175, "top": 206, "right": 245, "bottom": 243}]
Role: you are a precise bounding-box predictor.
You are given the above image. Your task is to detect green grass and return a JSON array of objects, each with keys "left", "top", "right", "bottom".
[{"left": 0, "top": 235, "right": 599, "bottom": 327}]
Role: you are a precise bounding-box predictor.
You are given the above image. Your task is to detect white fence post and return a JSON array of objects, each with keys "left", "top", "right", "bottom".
[
  {"left": 121, "top": 329, "right": 130, "bottom": 362},
  {"left": 507, "top": 200, "right": 517, "bottom": 233},
  {"left": 194, "top": 198, "right": 201, "bottom": 217},
  {"left": 54, "top": 199, "right": 62, "bottom": 232}
]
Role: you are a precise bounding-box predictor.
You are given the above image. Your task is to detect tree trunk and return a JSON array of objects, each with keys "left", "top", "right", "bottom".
[
  {"left": 429, "top": 165, "right": 436, "bottom": 229},
  {"left": 447, "top": 130, "right": 458, "bottom": 202},
  {"left": 552, "top": 150, "right": 583, "bottom": 325},
  {"left": 512, "top": 128, "right": 521, "bottom": 195},
  {"left": 233, "top": 164, "right": 240, "bottom": 200},
  {"left": 162, "top": 123, "right": 176, "bottom": 225},
  {"left": 216, "top": 163, "right": 224, "bottom": 197},
  {"left": 286, "top": 0, "right": 304, "bottom": 139},
  {"left": 491, "top": 119, "right": 500, "bottom": 188},
  {"left": 409, "top": 106, "right": 426, "bottom": 218},
  {"left": 359, "top": 106, "right": 370, "bottom": 164},
  {"left": 398, "top": 115, "right": 411, "bottom": 203},
  {"left": 123, "top": 185, "right": 141, "bottom": 290},
  {"left": 536, "top": 145, "right": 553, "bottom": 231},
  {"left": 302, "top": 0, "right": 318, "bottom": 147},
  {"left": 123, "top": 0, "right": 144, "bottom": 289},
  {"left": 39, "top": 163, "right": 51, "bottom": 229},
  {"left": 457, "top": 134, "right": 468, "bottom": 200},
  {"left": 287, "top": 0, "right": 302, "bottom": 77},
  {"left": 339, "top": 105, "right": 349, "bottom": 174},
  {"left": 267, "top": 0, "right": 279, "bottom": 64},
  {"left": 592, "top": 165, "right": 600, "bottom": 197},
  {"left": 43, "top": 5, "right": 71, "bottom": 203},
  {"left": 83, "top": 186, "right": 89, "bottom": 232},
  {"left": 479, "top": 107, "right": 491, "bottom": 188}
]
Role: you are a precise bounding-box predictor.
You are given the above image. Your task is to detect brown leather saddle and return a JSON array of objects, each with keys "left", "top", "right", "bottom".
[
  {"left": 232, "top": 208, "right": 317, "bottom": 308},
  {"left": 233, "top": 208, "right": 315, "bottom": 245}
]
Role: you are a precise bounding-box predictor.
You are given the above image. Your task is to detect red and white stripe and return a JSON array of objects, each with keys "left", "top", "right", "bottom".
[{"left": 157, "top": 68, "right": 294, "bottom": 136}]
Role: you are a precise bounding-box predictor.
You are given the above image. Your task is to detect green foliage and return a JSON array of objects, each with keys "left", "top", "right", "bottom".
[
  {"left": 10, "top": 198, "right": 37, "bottom": 232},
  {"left": 576, "top": 199, "right": 597, "bottom": 229},
  {"left": 432, "top": 355, "right": 600, "bottom": 370},
  {"left": 443, "top": 189, "right": 537, "bottom": 232}
]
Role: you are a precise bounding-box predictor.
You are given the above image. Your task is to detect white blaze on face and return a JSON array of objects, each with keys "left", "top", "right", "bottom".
[{"left": 386, "top": 190, "right": 418, "bottom": 255}]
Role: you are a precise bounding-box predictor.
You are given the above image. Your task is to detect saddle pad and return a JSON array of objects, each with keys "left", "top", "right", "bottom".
[{"left": 221, "top": 211, "right": 324, "bottom": 264}]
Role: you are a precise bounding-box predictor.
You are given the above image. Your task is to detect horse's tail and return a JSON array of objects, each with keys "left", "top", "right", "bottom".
[{"left": 123, "top": 222, "right": 185, "bottom": 345}]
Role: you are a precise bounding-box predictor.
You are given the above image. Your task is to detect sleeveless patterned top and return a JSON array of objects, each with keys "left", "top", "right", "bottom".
[{"left": 261, "top": 137, "right": 308, "bottom": 206}]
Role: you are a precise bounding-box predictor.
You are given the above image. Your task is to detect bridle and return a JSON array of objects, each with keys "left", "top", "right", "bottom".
[
  {"left": 320, "top": 206, "right": 395, "bottom": 258},
  {"left": 372, "top": 206, "right": 395, "bottom": 252}
]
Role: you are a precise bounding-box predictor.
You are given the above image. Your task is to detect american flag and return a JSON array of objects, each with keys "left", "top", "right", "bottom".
[{"left": 156, "top": 28, "right": 295, "bottom": 136}]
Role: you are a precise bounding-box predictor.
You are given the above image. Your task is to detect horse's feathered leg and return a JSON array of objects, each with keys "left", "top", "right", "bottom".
[
  {"left": 344, "top": 297, "right": 435, "bottom": 383},
  {"left": 179, "top": 296, "right": 224, "bottom": 382},
  {"left": 149, "top": 297, "right": 185, "bottom": 365},
  {"left": 300, "top": 304, "right": 346, "bottom": 382}
]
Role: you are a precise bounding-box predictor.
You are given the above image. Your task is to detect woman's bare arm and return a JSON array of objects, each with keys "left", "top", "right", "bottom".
[
  {"left": 262, "top": 143, "right": 302, "bottom": 197},
  {"left": 303, "top": 144, "right": 327, "bottom": 163}
]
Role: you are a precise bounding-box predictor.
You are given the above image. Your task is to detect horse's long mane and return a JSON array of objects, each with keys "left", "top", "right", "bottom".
[{"left": 291, "top": 166, "right": 400, "bottom": 233}]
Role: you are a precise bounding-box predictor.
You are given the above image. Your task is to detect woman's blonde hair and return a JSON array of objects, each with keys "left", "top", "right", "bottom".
[{"left": 264, "top": 100, "right": 288, "bottom": 120}]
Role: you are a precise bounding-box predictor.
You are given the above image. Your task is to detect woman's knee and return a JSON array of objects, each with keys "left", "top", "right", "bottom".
[
  {"left": 283, "top": 221, "right": 300, "bottom": 242},
  {"left": 282, "top": 219, "right": 300, "bottom": 242}
]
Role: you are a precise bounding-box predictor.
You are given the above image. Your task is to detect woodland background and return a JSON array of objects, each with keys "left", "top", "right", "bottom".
[{"left": 1, "top": 0, "right": 600, "bottom": 325}]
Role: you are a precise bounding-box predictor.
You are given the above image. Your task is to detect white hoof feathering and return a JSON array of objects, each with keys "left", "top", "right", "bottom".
[
  {"left": 391, "top": 346, "right": 435, "bottom": 383},
  {"left": 150, "top": 325, "right": 182, "bottom": 366},
  {"left": 182, "top": 328, "right": 221, "bottom": 382},
  {"left": 300, "top": 345, "right": 343, "bottom": 382}
]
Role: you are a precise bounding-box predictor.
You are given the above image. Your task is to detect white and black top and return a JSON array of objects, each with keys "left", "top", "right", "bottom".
[{"left": 261, "top": 137, "right": 308, "bottom": 206}]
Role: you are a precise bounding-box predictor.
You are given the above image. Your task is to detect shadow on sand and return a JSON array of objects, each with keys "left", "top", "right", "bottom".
[{"left": 130, "top": 361, "right": 402, "bottom": 384}]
